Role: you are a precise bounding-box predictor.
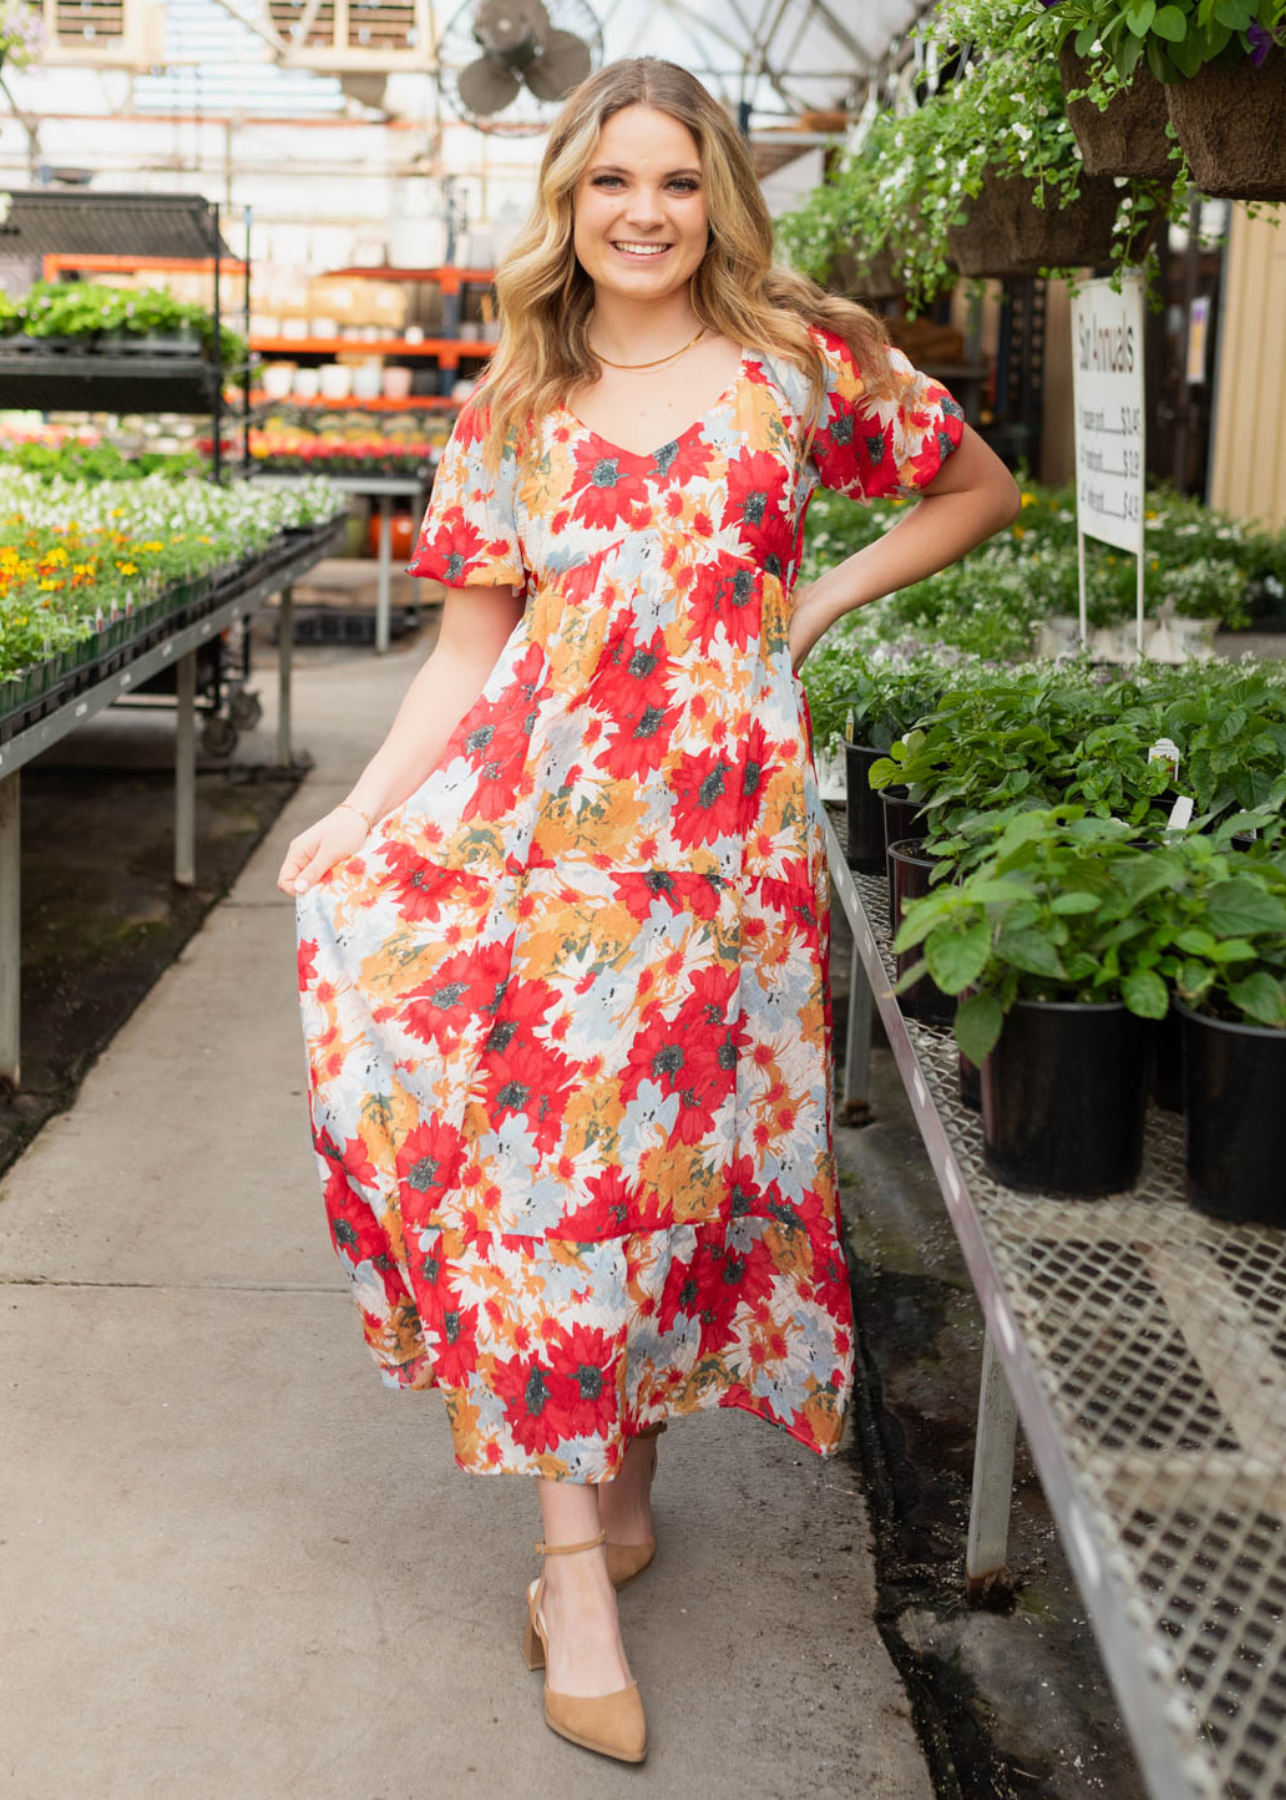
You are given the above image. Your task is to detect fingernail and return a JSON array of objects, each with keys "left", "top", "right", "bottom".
[{"left": 294, "top": 877, "right": 307, "bottom": 893}]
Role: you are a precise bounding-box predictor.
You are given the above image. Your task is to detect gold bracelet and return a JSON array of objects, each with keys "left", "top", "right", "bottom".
[{"left": 337, "top": 800, "right": 374, "bottom": 832}]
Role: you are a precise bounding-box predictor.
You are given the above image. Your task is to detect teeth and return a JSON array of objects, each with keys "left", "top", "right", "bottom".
[{"left": 613, "top": 242, "right": 669, "bottom": 256}]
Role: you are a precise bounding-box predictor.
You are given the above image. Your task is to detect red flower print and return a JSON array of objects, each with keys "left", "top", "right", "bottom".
[
  {"left": 378, "top": 843, "right": 469, "bottom": 924},
  {"left": 650, "top": 433, "right": 713, "bottom": 487},
  {"left": 668, "top": 746, "right": 742, "bottom": 848},
  {"left": 480, "top": 1033, "right": 576, "bottom": 1155},
  {"left": 409, "top": 503, "right": 486, "bottom": 584},
  {"left": 687, "top": 557, "right": 761, "bottom": 653},
  {"left": 569, "top": 438, "right": 651, "bottom": 530},
  {"left": 658, "top": 1233, "right": 777, "bottom": 1355},
  {"left": 395, "top": 1115, "right": 466, "bottom": 1224},
  {"left": 722, "top": 449, "right": 792, "bottom": 576},
  {"left": 619, "top": 996, "right": 733, "bottom": 1145},
  {"left": 492, "top": 1350, "right": 577, "bottom": 1454},
  {"left": 559, "top": 1167, "right": 666, "bottom": 1238},
  {"left": 547, "top": 1321, "right": 620, "bottom": 1437},
  {"left": 736, "top": 717, "right": 781, "bottom": 835},
  {"left": 611, "top": 870, "right": 685, "bottom": 924},
  {"left": 400, "top": 943, "right": 497, "bottom": 1050},
  {"left": 297, "top": 937, "right": 318, "bottom": 991},
  {"left": 316, "top": 1124, "right": 386, "bottom": 1268}
]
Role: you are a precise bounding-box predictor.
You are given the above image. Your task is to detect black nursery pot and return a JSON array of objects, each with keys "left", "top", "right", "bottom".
[
  {"left": 1178, "top": 1000, "right": 1286, "bottom": 1227},
  {"left": 981, "top": 999, "right": 1150, "bottom": 1197},
  {"left": 1151, "top": 1002, "right": 1185, "bottom": 1115},
  {"left": 959, "top": 1048, "right": 982, "bottom": 1112},
  {"left": 889, "top": 838, "right": 955, "bottom": 1026},
  {"left": 882, "top": 787, "right": 925, "bottom": 910},
  {"left": 844, "top": 742, "right": 886, "bottom": 873}
]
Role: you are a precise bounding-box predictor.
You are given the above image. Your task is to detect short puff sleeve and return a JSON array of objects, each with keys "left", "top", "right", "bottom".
[
  {"left": 406, "top": 398, "right": 528, "bottom": 598},
  {"left": 807, "top": 324, "right": 965, "bottom": 504}
]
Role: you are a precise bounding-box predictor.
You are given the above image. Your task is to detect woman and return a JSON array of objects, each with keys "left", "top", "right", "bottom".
[{"left": 279, "top": 57, "right": 1019, "bottom": 1766}]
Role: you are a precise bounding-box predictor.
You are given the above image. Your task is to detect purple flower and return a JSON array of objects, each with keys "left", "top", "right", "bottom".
[{"left": 1248, "top": 21, "right": 1273, "bottom": 63}]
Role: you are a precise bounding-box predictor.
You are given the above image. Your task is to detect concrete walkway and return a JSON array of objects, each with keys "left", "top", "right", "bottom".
[{"left": 0, "top": 623, "right": 934, "bottom": 1800}]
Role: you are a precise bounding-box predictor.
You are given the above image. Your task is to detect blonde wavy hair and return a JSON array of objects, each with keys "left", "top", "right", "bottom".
[{"left": 475, "top": 56, "right": 896, "bottom": 467}]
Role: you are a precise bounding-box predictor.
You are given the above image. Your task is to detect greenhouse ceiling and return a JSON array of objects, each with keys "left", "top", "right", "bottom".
[{"left": 17, "top": 0, "right": 935, "bottom": 124}]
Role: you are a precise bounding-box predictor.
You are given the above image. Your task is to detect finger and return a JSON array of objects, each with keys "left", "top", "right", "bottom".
[{"left": 292, "top": 847, "right": 338, "bottom": 894}]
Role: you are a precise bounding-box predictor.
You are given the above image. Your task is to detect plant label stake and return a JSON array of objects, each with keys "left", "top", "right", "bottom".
[{"left": 1070, "top": 272, "right": 1147, "bottom": 654}]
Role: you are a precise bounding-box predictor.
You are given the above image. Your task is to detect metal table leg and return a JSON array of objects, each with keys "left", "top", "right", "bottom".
[
  {"left": 966, "top": 1327, "right": 1020, "bottom": 1595},
  {"left": 175, "top": 649, "right": 196, "bottom": 888},
  {"left": 277, "top": 582, "right": 293, "bottom": 767},
  {"left": 375, "top": 496, "right": 392, "bottom": 656},
  {"left": 843, "top": 935, "right": 874, "bottom": 1111},
  {"left": 0, "top": 769, "right": 19, "bottom": 1087}
]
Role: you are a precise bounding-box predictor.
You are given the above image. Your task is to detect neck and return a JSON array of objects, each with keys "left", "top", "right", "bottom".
[{"left": 588, "top": 284, "right": 702, "bottom": 361}]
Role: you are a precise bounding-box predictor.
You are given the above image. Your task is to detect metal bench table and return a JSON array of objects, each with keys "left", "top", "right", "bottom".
[
  {"left": 0, "top": 520, "right": 344, "bottom": 1089},
  {"left": 825, "top": 802, "right": 1286, "bottom": 1800}
]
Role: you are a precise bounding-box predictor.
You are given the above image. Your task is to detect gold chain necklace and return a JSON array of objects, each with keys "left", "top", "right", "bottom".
[{"left": 591, "top": 325, "right": 707, "bottom": 370}]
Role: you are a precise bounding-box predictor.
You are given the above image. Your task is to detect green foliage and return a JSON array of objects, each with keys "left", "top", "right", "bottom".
[
  {"left": 893, "top": 805, "right": 1286, "bottom": 1054},
  {"left": 6, "top": 280, "right": 247, "bottom": 369},
  {"left": 0, "top": 439, "right": 202, "bottom": 484},
  {"left": 1015, "top": 0, "right": 1286, "bottom": 84}
]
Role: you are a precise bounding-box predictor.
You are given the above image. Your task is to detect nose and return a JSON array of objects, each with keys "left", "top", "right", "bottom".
[{"left": 621, "top": 188, "right": 667, "bottom": 231}]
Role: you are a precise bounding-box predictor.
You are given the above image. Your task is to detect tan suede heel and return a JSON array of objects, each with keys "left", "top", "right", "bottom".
[
  {"left": 522, "top": 1528, "right": 648, "bottom": 1764},
  {"left": 605, "top": 1420, "right": 666, "bottom": 1591}
]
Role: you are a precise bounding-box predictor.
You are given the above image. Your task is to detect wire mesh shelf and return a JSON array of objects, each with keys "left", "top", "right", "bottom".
[{"left": 825, "top": 802, "right": 1286, "bottom": 1800}]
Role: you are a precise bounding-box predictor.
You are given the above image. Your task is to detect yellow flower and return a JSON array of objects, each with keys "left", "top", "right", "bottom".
[
  {"left": 1011, "top": 523, "right": 1026, "bottom": 539},
  {"left": 116, "top": 561, "right": 138, "bottom": 576},
  {"left": 1145, "top": 509, "right": 1157, "bottom": 520},
  {"left": 170, "top": 533, "right": 187, "bottom": 543},
  {"left": 39, "top": 578, "right": 61, "bottom": 591},
  {"left": 73, "top": 561, "right": 94, "bottom": 576},
  {"left": 109, "top": 506, "right": 125, "bottom": 520},
  {"left": 45, "top": 546, "right": 68, "bottom": 566},
  {"left": 1020, "top": 491, "right": 1037, "bottom": 508},
  {"left": 141, "top": 540, "right": 164, "bottom": 553}
]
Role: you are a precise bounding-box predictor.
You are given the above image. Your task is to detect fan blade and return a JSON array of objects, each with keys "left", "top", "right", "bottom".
[
  {"left": 523, "top": 28, "right": 593, "bottom": 102},
  {"left": 458, "top": 55, "right": 523, "bottom": 115},
  {"left": 474, "top": 0, "right": 550, "bottom": 60}
]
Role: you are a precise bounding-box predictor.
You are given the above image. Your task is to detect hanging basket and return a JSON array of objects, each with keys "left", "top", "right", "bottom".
[
  {"left": 947, "top": 164, "right": 1119, "bottom": 277},
  {"left": 1165, "top": 49, "right": 1286, "bottom": 203},
  {"left": 946, "top": 169, "right": 1036, "bottom": 278},
  {"left": 1058, "top": 42, "right": 1174, "bottom": 179}
]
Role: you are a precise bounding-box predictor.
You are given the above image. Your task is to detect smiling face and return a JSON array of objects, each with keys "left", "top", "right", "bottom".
[{"left": 571, "top": 103, "right": 709, "bottom": 302}]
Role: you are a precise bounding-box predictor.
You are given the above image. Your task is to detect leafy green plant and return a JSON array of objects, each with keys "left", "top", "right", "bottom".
[
  {"left": 891, "top": 807, "right": 1191, "bottom": 1060},
  {"left": 1022, "top": 0, "right": 1286, "bottom": 84}
]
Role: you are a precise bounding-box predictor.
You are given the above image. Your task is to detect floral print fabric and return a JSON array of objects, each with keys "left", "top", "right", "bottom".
[{"left": 295, "top": 324, "right": 963, "bottom": 1480}]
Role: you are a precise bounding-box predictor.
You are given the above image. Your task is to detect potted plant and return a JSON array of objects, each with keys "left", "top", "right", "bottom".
[
  {"left": 836, "top": 655, "right": 951, "bottom": 872},
  {"left": 892, "top": 807, "right": 1185, "bottom": 1195},
  {"left": 1158, "top": 825, "right": 1286, "bottom": 1223}
]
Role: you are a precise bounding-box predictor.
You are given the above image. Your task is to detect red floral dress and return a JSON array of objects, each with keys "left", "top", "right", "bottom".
[{"left": 294, "top": 324, "right": 963, "bottom": 1480}]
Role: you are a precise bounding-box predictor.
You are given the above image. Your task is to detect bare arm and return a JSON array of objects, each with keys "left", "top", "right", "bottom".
[
  {"left": 789, "top": 424, "right": 1022, "bottom": 669},
  {"left": 277, "top": 583, "right": 524, "bottom": 894}
]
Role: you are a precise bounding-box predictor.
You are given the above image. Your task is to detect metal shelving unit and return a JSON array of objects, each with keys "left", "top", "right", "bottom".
[
  {"left": 0, "top": 192, "right": 250, "bottom": 482},
  {"left": 825, "top": 801, "right": 1286, "bottom": 1800}
]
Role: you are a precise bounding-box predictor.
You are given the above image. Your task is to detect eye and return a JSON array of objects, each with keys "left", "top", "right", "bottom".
[
  {"left": 591, "top": 174, "right": 624, "bottom": 189},
  {"left": 668, "top": 178, "right": 700, "bottom": 193}
]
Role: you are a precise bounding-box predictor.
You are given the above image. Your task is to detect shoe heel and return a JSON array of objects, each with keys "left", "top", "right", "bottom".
[{"left": 522, "top": 1602, "right": 546, "bottom": 1672}]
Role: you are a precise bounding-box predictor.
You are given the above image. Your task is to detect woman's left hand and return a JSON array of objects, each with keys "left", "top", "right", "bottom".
[{"left": 788, "top": 583, "right": 835, "bottom": 674}]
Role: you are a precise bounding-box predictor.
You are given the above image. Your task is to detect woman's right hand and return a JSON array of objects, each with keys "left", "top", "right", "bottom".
[{"left": 276, "top": 805, "right": 375, "bottom": 898}]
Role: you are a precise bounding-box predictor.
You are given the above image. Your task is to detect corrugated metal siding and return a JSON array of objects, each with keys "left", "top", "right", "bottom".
[{"left": 1210, "top": 203, "right": 1286, "bottom": 529}]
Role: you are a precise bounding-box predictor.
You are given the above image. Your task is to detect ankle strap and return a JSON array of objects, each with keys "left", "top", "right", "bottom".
[{"left": 533, "top": 1529, "right": 607, "bottom": 1558}]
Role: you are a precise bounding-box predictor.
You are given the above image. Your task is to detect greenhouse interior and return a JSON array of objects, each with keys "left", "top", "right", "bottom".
[{"left": 4, "top": 1, "right": 1286, "bottom": 1797}]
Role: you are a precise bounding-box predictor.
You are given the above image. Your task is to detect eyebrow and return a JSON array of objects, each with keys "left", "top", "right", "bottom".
[{"left": 587, "top": 163, "right": 702, "bottom": 178}]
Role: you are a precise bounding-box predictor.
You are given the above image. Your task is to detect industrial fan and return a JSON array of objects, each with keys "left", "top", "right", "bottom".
[{"left": 439, "top": 0, "right": 604, "bottom": 134}]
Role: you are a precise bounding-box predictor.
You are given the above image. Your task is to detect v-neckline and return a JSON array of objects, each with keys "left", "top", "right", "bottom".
[{"left": 558, "top": 345, "right": 750, "bottom": 463}]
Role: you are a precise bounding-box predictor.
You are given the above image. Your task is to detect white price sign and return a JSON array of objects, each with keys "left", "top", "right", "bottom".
[{"left": 1071, "top": 273, "right": 1145, "bottom": 557}]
